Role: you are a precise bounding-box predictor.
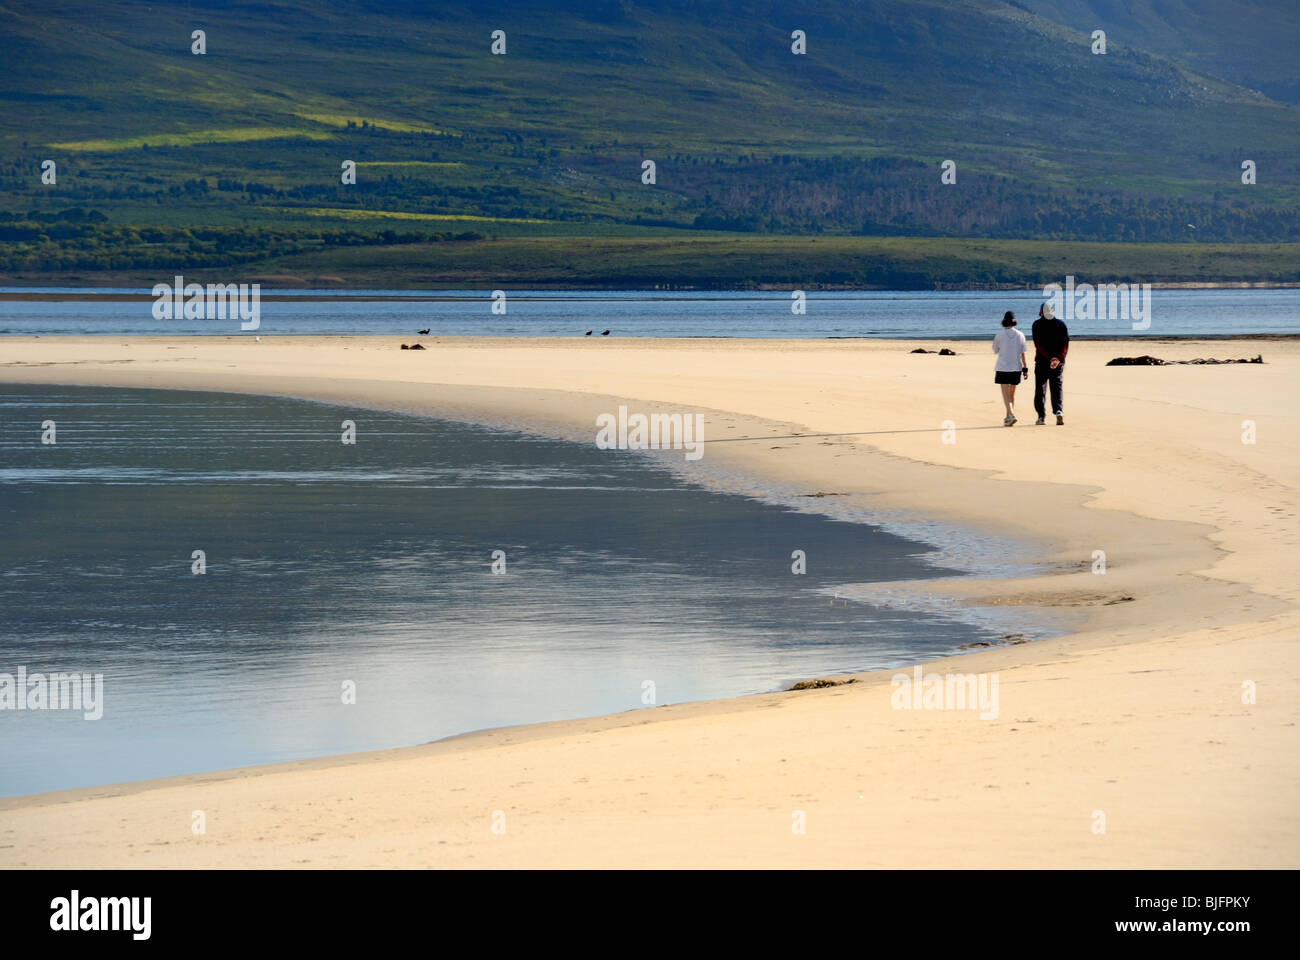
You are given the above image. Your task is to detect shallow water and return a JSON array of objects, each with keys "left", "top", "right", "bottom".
[
  {"left": 0, "top": 384, "right": 1048, "bottom": 795},
  {"left": 2, "top": 287, "right": 1298, "bottom": 338}
]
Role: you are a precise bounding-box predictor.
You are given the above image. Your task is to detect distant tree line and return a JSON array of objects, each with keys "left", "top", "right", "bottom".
[
  {"left": 663, "top": 155, "right": 1300, "bottom": 242},
  {"left": 2, "top": 146, "right": 1296, "bottom": 251},
  {"left": 0, "top": 212, "right": 483, "bottom": 271}
]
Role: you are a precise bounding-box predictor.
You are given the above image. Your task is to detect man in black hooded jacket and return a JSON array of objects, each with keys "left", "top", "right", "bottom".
[{"left": 1032, "top": 302, "right": 1069, "bottom": 425}]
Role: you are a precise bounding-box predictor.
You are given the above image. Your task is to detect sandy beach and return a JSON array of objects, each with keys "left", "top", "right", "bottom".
[{"left": 1, "top": 334, "right": 1297, "bottom": 868}]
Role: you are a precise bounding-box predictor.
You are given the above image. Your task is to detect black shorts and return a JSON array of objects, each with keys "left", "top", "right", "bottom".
[{"left": 994, "top": 370, "right": 1022, "bottom": 385}]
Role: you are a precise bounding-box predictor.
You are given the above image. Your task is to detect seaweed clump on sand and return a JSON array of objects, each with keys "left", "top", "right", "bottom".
[
  {"left": 789, "top": 678, "right": 858, "bottom": 691},
  {"left": 958, "top": 633, "right": 1031, "bottom": 650},
  {"left": 1107, "top": 354, "right": 1262, "bottom": 366}
]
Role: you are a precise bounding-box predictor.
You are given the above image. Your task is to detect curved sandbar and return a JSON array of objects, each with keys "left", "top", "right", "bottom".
[{"left": 0, "top": 335, "right": 1296, "bottom": 867}]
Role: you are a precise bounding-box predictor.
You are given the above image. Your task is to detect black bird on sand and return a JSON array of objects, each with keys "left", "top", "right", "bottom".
[
  {"left": 417, "top": 328, "right": 430, "bottom": 335},
  {"left": 601, "top": 330, "right": 610, "bottom": 336},
  {"left": 585, "top": 330, "right": 592, "bottom": 336}
]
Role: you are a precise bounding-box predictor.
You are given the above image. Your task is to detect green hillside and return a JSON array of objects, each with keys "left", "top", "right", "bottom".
[
  {"left": 0, "top": 0, "right": 1297, "bottom": 286},
  {"left": 1012, "top": 0, "right": 1300, "bottom": 104}
]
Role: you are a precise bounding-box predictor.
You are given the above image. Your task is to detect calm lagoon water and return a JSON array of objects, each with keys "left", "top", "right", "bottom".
[
  {"left": 0, "top": 385, "right": 1046, "bottom": 796},
  {"left": 2, "top": 287, "right": 1298, "bottom": 338}
]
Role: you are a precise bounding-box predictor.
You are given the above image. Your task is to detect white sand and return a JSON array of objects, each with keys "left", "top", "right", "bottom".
[{"left": 0, "top": 334, "right": 1296, "bottom": 867}]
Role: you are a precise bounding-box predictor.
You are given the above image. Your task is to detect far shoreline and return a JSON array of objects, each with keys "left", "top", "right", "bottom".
[{"left": 3, "top": 281, "right": 1300, "bottom": 299}]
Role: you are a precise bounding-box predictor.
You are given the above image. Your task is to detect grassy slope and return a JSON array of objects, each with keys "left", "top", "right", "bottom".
[
  {"left": 250, "top": 236, "right": 1300, "bottom": 288},
  {"left": 8, "top": 236, "right": 1294, "bottom": 289},
  {"left": 1012, "top": 0, "right": 1300, "bottom": 103}
]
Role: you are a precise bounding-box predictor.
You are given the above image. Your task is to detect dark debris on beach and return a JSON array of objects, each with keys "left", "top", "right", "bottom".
[
  {"left": 789, "top": 678, "right": 859, "bottom": 691},
  {"left": 1106, "top": 354, "right": 1262, "bottom": 365}
]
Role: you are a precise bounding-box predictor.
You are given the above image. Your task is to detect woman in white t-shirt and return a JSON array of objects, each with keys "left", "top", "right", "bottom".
[{"left": 992, "top": 311, "right": 1028, "bottom": 426}]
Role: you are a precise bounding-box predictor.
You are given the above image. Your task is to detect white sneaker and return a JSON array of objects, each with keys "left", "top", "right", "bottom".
[
  {"left": 1004, "top": 414, "right": 1017, "bottom": 426},
  {"left": 1035, "top": 416, "right": 1046, "bottom": 425}
]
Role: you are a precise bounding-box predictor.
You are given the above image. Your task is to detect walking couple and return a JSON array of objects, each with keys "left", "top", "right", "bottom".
[{"left": 992, "top": 302, "right": 1069, "bottom": 426}]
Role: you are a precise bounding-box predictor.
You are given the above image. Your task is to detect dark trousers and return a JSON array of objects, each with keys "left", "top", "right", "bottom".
[{"left": 1034, "top": 359, "right": 1064, "bottom": 417}]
